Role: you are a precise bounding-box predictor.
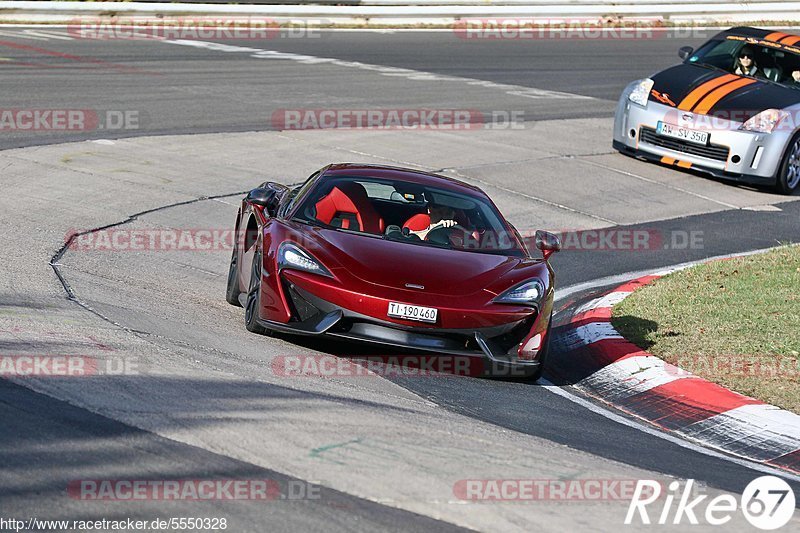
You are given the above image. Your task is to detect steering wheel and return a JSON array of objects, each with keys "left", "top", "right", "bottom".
[{"left": 426, "top": 224, "right": 473, "bottom": 247}]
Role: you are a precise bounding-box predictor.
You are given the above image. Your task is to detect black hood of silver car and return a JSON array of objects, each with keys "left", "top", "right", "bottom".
[{"left": 648, "top": 63, "right": 800, "bottom": 121}]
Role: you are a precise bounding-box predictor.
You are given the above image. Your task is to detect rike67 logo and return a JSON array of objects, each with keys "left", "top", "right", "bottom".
[{"left": 626, "top": 477, "right": 795, "bottom": 529}]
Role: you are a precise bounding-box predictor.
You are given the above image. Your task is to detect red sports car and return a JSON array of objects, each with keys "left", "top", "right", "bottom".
[{"left": 226, "top": 164, "right": 560, "bottom": 379}]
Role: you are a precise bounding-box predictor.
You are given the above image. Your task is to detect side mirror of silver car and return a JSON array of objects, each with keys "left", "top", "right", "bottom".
[{"left": 679, "top": 46, "right": 694, "bottom": 61}]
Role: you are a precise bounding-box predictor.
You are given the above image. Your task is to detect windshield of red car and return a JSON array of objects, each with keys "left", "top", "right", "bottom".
[{"left": 292, "top": 175, "right": 526, "bottom": 257}]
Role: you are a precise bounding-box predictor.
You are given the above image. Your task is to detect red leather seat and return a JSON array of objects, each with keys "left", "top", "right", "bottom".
[
  {"left": 314, "top": 182, "right": 384, "bottom": 234},
  {"left": 402, "top": 213, "right": 430, "bottom": 231}
]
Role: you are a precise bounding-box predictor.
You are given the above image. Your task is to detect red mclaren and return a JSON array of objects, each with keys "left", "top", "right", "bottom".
[{"left": 226, "top": 164, "right": 561, "bottom": 379}]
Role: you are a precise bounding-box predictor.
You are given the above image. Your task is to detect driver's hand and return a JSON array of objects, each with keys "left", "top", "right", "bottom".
[
  {"left": 434, "top": 219, "right": 456, "bottom": 229},
  {"left": 793, "top": 70, "right": 800, "bottom": 82}
]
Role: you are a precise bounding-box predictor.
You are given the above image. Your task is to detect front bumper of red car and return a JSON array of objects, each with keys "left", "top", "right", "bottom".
[{"left": 258, "top": 269, "right": 553, "bottom": 376}]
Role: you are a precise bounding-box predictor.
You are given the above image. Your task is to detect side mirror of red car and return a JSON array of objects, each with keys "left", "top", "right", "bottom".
[
  {"left": 246, "top": 183, "right": 287, "bottom": 217},
  {"left": 535, "top": 230, "right": 561, "bottom": 261}
]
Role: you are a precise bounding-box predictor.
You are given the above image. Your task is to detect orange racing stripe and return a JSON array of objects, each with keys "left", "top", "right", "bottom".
[
  {"left": 693, "top": 78, "right": 758, "bottom": 115},
  {"left": 677, "top": 74, "right": 739, "bottom": 111},
  {"left": 780, "top": 35, "right": 800, "bottom": 46},
  {"left": 660, "top": 156, "right": 676, "bottom": 165},
  {"left": 676, "top": 161, "right": 692, "bottom": 169},
  {"left": 765, "top": 32, "right": 791, "bottom": 42}
]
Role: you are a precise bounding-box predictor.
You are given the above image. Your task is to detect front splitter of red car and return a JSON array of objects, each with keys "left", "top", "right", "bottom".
[{"left": 255, "top": 269, "right": 553, "bottom": 377}]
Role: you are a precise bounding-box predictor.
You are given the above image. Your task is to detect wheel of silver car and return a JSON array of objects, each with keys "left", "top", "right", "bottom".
[
  {"left": 788, "top": 139, "right": 800, "bottom": 189},
  {"left": 776, "top": 134, "right": 800, "bottom": 195}
]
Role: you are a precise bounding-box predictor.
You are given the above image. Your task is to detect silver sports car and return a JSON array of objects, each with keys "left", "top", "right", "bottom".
[{"left": 614, "top": 26, "right": 800, "bottom": 194}]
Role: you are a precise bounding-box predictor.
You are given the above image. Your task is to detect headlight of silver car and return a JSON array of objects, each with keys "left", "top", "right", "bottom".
[
  {"left": 739, "top": 109, "right": 789, "bottom": 134},
  {"left": 628, "top": 78, "right": 654, "bottom": 107},
  {"left": 493, "top": 279, "right": 546, "bottom": 307},
  {"left": 277, "top": 242, "right": 332, "bottom": 278}
]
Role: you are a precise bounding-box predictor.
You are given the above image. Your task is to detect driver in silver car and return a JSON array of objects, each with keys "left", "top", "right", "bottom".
[{"left": 734, "top": 47, "right": 765, "bottom": 78}]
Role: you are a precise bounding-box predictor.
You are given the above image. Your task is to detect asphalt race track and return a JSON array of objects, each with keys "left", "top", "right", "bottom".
[{"left": 1, "top": 27, "right": 799, "bottom": 531}]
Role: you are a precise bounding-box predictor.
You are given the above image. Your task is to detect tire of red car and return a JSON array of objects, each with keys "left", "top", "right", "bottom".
[
  {"left": 225, "top": 242, "right": 242, "bottom": 307},
  {"left": 244, "top": 250, "right": 271, "bottom": 335}
]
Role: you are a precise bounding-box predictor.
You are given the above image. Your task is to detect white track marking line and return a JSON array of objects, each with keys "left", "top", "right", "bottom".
[
  {"left": 743, "top": 204, "right": 783, "bottom": 211},
  {"left": 210, "top": 197, "right": 238, "bottom": 207},
  {"left": 540, "top": 378, "right": 800, "bottom": 482},
  {"left": 22, "top": 30, "right": 73, "bottom": 40},
  {"left": 0, "top": 29, "right": 49, "bottom": 40},
  {"left": 165, "top": 38, "right": 593, "bottom": 101}
]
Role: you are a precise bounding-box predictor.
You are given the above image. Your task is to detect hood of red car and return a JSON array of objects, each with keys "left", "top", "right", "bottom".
[{"left": 309, "top": 228, "right": 522, "bottom": 296}]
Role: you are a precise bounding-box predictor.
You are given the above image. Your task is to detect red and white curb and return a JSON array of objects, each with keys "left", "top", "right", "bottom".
[{"left": 555, "top": 274, "right": 800, "bottom": 475}]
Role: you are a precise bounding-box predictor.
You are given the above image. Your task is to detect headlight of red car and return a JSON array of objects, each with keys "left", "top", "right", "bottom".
[
  {"left": 277, "top": 242, "right": 333, "bottom": 278},
  {"left": 493, "top": 279, "right": 545, "bottom": 307}
]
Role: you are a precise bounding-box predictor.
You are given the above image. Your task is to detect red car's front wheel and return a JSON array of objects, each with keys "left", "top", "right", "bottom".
[
  {"left": 244, "top": 251, "right": 271, "bottom": 335},
  {"left": 225, "top": 243, "right": 242, "bottom": 307}
]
